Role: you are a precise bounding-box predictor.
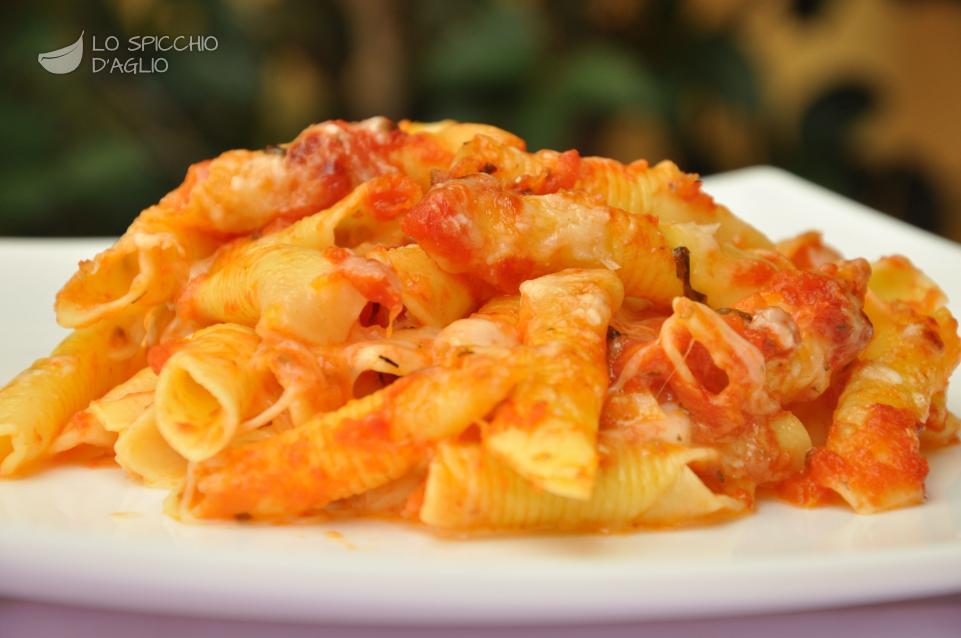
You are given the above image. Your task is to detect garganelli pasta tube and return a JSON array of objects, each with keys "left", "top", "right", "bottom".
[
  {"left": 259, "top": 173, "right": 422, "bottom": 251},
  {"left": 658, "top": 222, "right": 783, "bottom": 308},
  {"left": 155, "top": 323, "right": 278, "bottom": 462},
  {"left": 181, "top": 244, "right": 371, "bottom": 345},
  {"left": 116, "top": 408, "right": 187, "bottom": 487},
  {"left": 0, "top": 313, "right": 146, "bottom": 475},
  {"left": 422, "top": 437, "right": 739, "bottom": 531},
  {"left": 87, "top": 367, "right": 159, "bottom": 433},
  {"left": 48, "top": 410, "right": 117, "bottom": 456},
  {"left": 808, "top": 257, "right": 960, "bottom": 513},
  {"left": 49, "top": 366, "right": 159, "bottom": 456},
  {"left": 375, "top": 245, "right": 482, "bottom": 328},
  {"left": 398, "top": 119, "right": 525, "bottom": 155},
  {"left": 54, "top": 214, "right": 219, "bottom": 329},
  {"left": 447, "top": 133, "right": 772, "bottom": 249},
  {"left": 485, "top": 269, "right": 624, "bottom": 499},
  {"left": 401, "top": 175, "right": 683, "bottom": 303},
  {"left": 432, "top": 295, "right": 521, "bottom": 364}
]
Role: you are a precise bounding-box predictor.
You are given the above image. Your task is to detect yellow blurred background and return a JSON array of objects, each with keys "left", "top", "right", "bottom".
[{"left": 3, "top": 0, "right": 961, "bottom": 239}]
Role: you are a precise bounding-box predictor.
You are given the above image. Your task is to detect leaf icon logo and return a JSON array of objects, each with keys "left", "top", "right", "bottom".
[{"left": 38, "top": 31, "right": 84, "bottom": 74}]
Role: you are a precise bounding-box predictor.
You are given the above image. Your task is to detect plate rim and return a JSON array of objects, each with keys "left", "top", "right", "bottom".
[{"left": 2, "top": 517, "right": 960, "bottom": 624}]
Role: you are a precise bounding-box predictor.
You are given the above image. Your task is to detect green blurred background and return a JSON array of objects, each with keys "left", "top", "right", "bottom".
[{"left": 3, "top": 0, "right": 961, "bottom": 239}]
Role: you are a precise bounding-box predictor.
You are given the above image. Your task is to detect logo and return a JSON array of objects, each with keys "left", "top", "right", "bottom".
[
  {"left": 38, "top": 31, "right": 84, "bottom": 74},
  {"left": 38, "top": 31, "right": 218, "bottom": 76}
]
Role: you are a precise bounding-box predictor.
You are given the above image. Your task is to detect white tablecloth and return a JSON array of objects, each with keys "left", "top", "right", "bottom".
[{"left": 3, "top": 594, "right": 960, "bottom": 638}]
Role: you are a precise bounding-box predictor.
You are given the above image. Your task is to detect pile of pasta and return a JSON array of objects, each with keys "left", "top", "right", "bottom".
[{"left": 1, "top": 117, "right": 959, "bottom": 531}]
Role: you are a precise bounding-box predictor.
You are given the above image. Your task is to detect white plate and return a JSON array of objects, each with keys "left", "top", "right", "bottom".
[{"left": 1, "top": 167, "right": 960, "bottom": 624}]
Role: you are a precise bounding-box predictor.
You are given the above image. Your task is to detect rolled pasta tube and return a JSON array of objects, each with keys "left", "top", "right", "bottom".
[
  {"left": 446, "top": 134, "right": 771, "bottom": 249},
  {"left": 48, "top": 411, "right": 117, "bottom": 456},
  {"left": 421, "top": 437, "right": 737, "bottom": 531},
  {"left": 181, "top": 244, "right": 370, "bottom": 345},
  {"left": 659, "top": 222, "right": 783, "bottom": 308},
  {"left": 374, "top": 245, "right": 483, "bottom": 328},
  {"left": 447, "top": 134, "right": 580, "bottom": 194},
  {"left": 867, "top": 254, "right": 947, "bottom": 313},
  {"left": 473, "top": 294, "right": 521, "bottom": 324},
  {"left": 768, "top": 411, "right": 813, "bottom": 473},
  {"left": 260, "top": 174, "right": 422, "bottom": 251},
  {"left": 432, "top": 295, "right": 521, "bottom": 363},
  {"left": 50, "top": 367, "right": 164, "bottom": 454},
  {"left": 810, "top": 290, "right": 960, "bottom": 512},
  {"left": 0, "top": 314, "right": 146, "bottom": 475},
  {"left": 485, "top": 269, "right": 624, "bottom": 500},
  {"left": 115, "top": 408, "right": 187, "bottom": 488},
  {"left": 398, "top": 119, "right": 525, "bottom": 154},
  {"left": 636, "top": 462, "right": 744, "bottom": 526},
  {"left": 731, "top": 259, "right": 873, "bottom": 405},
  {"left": 50, "top": 366, "right": 158, "bottom": 455},
  {"left": 181, "top": 118, "right": 442, "bottom": 233},
  {"left": 54, "top": 151, "right": 283, "bottom": 329},
  {"left": 579, "top": 158, "right": 771, "bottom": 249},
  {"left": 155, "top": 324, "right": 279, "bottom": 462},
  {"left": 183, "top": 352, "right": 522, "bottom": 520},
  {"left": 775, "top": 231, "right": 842, "bottom": 270},
  {"left": 55, "top": 208, "right": 219, "bottom": 329},
  {"left": 401, "top": 175, "right": 682, "bottom": 305},
  {"left": 87, "top": 367, "right": 158, "bottom": 432}
]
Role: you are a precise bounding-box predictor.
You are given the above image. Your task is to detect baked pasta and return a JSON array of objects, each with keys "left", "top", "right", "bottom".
[{"left": 2, "top": 117, "right": 958, "bottom": 532}]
